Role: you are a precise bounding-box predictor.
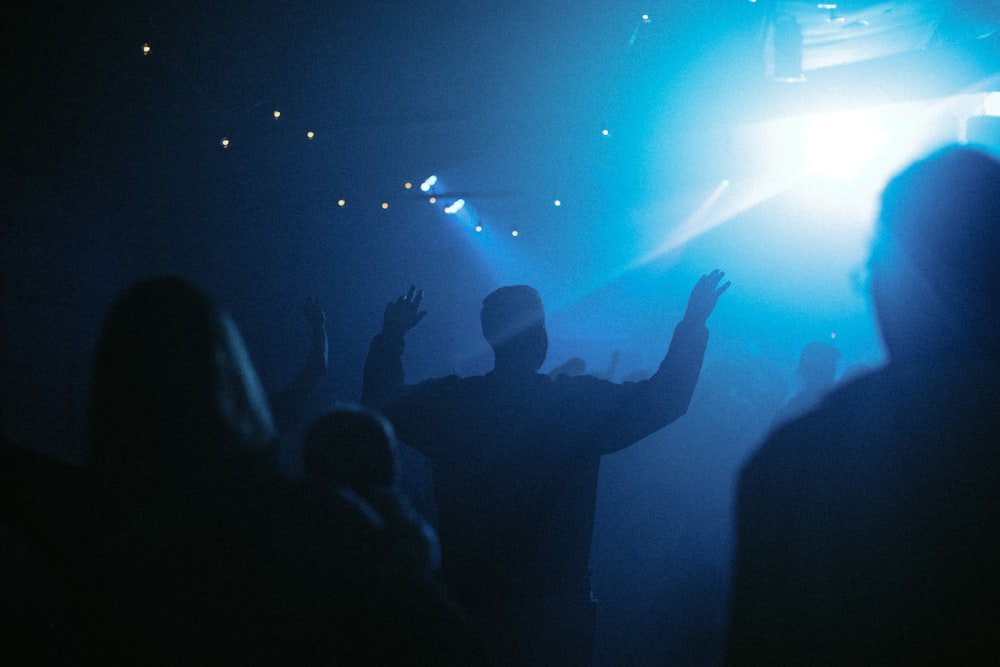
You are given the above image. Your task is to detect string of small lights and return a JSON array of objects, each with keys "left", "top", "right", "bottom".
[{"left": 137, "top": 13, "right": 659, "bottom": 238}]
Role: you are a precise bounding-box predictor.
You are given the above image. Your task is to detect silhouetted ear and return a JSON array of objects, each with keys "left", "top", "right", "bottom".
[{"left": 537, "top": 327, "right": 549, "bottom": 371}]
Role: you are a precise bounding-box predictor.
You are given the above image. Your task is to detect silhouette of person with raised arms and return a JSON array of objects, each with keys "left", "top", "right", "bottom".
[
  {"left": 726, "top": 145, "right": 1000, "bottom": 665},
  {"left": 364, "top": 271, "right": 730, "bottom": 665}
]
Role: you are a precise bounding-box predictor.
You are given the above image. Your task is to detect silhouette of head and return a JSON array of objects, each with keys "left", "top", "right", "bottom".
[
  {"left": 870, "top": 145, "right": 1000, "bottom": 359},
  {"left": 87, "top": 277, "right": 274, "bottom": 499},
  {"left": 480, "top": 285, "right": 547, "bottom": 371},
  {"left": 798, "top": 342, "right": 840, "bottom": 390},
  {"left": 303, "top": 407, "right": 398, "bottom": 495}
]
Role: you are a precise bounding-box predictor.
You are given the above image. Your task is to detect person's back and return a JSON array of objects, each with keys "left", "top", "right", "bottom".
[
  {"left": 365, "top": 277, "right": 728, "bottom": 663},
  {"left": 726, "top": 145, "right": 1000, "bottom": 664}
]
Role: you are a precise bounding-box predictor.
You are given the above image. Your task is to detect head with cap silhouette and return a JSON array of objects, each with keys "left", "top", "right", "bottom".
[{"left": 480, "top": 285, "right": 548, "bottom": 373}]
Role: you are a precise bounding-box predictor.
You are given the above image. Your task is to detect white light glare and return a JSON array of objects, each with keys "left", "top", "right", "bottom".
[
  {"left": 444, "top": 199, "right": 466, "bottom": 214},
  {"left": 805, "top": 110, "right": 887, "bottom": 181},
  {"left": 983, "top": 92, "right": 1000, "bottom": 116},
  {"left": 420, "top": 175, "right": 438, "bottom": 192}
]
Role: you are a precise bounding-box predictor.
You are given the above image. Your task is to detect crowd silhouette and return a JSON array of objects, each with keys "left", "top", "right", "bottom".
[{"left": 2, "top": 144, "right": 999, "bottom": 664}]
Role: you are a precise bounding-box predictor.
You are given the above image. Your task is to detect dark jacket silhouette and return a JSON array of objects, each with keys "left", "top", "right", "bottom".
[
  {"left": 726, "top": 145, "right": 1000, "bottom": 665},
  {"left": 364, "top": 275, "right": 728, "bottom": 664}
]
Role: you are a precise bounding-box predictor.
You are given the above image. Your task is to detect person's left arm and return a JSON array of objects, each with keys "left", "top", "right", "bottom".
[
  {"left": 269, "top": 296, "right": 329, "bottom": 434},
  {"left": 594, "top": 270, "right": 729, "bottom": 453}
]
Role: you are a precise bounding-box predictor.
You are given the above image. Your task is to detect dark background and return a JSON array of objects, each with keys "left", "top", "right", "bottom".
[{"left": 4, "top": 2, "right": 999, "bottom": 663}]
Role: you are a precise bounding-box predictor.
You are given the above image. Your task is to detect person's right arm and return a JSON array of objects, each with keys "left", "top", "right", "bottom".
[{"left": 362, "top": 285, "right": 426, "bottom": 411}]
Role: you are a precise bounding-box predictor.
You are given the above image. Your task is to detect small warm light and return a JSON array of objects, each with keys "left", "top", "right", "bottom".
[
  {"left": 273, "top": 110, "right": 281, "bottom": 119},
  {"left": 475, "top": 225, "right": 483, "bottom": 233},
  {"left": 602, "top": 128, "right": 610, "bottom": 136},
  {"left": 381, "top": 202, "right": 389, "bottom": 210},
  {"left": 428, "top": 197, "right": 437, "bottom": 204},
  {"left": 142, "top": 43, "right": 151, "bottom": 56},
  {"left": 306, "top": 131, "right": 315, "bottom": 139},
  {"left": 220, "top": 137, "right": 230, "bottom": 149},
  {"left": 404, "top": 182, "right": 413, "bottom": 189},
  {"left": 554, "top": 199, "right": 562, "bottom": 207},
  {"left": 511, "top": 229, "right": 519, "bottom": 237},
  {"left": 337, "top": 199, "right": 346, "bottom": 207}
]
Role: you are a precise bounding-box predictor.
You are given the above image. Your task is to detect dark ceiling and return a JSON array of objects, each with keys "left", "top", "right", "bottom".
[{"left": 3, "top": 1, "right": 1000, "bottom": 459}]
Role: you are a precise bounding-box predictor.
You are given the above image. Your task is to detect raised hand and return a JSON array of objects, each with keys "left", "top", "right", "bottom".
[
  {"left": 303, "top": 295, "right": 329, "bottom": 378},
  {"left": 382, "top": 285, "right": 427, "bottom": 336},
  {"left": 684, "top": 269, "right": 730, "bottom": 325}
]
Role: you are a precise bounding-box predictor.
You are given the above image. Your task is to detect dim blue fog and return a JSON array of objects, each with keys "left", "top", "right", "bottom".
[{"left": 5, "top": 1, "right": 999, "bottom": 663}]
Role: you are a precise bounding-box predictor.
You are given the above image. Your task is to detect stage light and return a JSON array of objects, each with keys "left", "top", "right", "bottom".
[
  {"left": 475, "top": 225, "right": 483, "bottom": 233},
  {"left": 381, "top": 202, "right": 389, "bottom": 210},
  {"left": 984, "top": 92, "right": 1000, "bottom": 116},
  {"left": 554, "top": 199, "right": 562, "bottom": 207},
  {"left": 404, "top": 182, "right": 412, "bottom": 189},
  {"left": 769, "top": 14, "right": 804, "bottom": 82},
  {"left": 804, "top": 109, "right": 887, "bottom": 180},
  {"left": 220, "top": 137, "right": 230, "bottom": 149},
  {"left": 642, "top": 14, "right": 650, "bottom": 23},
  {"left": 306, "top": 131, "right": 315, "bottom": 139},
  {"left": 337, "top": 199, "right": 346, "bottom": 207},
  {"left": 142, "top": 43, "right": 151, "bottom": 56},
  {"left": 273, "top": 110, "right": 281, "bottom": 119},
  {"left": 429, "top": 197, "right": 437, "bottom": 204},
  {"left": 602, "top": 129, "right": 610, "bottom": 136},
  {"left": 511, "top": 229, "right": 519, "bottom": 237},
  {"left": 420, "top": 175, "right": 438, "bottom": 192},
  {"left": 444, "top": 199, "right": 466, "bottom": 214}
]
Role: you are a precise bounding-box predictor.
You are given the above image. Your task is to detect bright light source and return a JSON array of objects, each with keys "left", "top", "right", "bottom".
[
  {"left": 641, "top": 14, "right": 650, "bottom": 22},
  {"left": 475, "top": 225, "right": 483, "bottom": 233},
  {"left": 220, "top": 137, "right": 230, "bottom": 149},
  {"left": 602, "top": 129, "right": 610, "bottom": 136},
  {"left": 273, "top": 110, "right": 281, "bottom": 119},
  {"left": 511, "top": 229, "right": 519, "bottom": 237},
  {"left": 142, "top": 43, "right": 151, "bottom": 55},
  {"left": 404, "top": 182, "right": 412, "bottom": 189},
  {"left": 805, "top": 110, "right": 887, "bottom": 180},
  {"left": 553, "top": 199, "right": 562, "bottom": 207},
  {"left": 381, "top": 202, "right": 389, "bottom": 210},
  {"left": 420, "top": 175, "right": 438, "bottom": 192},
  {"left": 984, "top": 92, "right": 1000, "bottom": 116},
  {"left": 444, "top": 199, "right": 466, "bottom": 214},
  {"left": 337, "top": 199, "right": 346, "bottom": 207},
  {"left": 306, "top": 131, "right": 315, "bottom": 139},
  {"left": 428, "top": 197, "right": 437, "bottom": 204}
]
